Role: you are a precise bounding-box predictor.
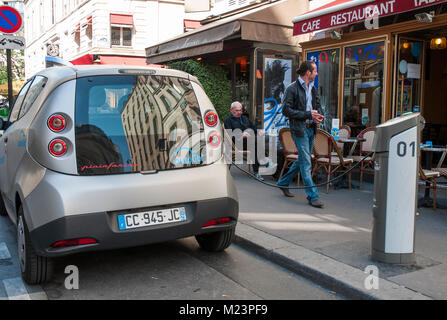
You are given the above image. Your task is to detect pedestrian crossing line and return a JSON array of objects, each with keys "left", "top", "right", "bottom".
[
  {"left": 2, "top": 277, "right": 31, "bottom": 300},
  {"left": 0, "top": 242, "right": 11, "bottom": 260}
]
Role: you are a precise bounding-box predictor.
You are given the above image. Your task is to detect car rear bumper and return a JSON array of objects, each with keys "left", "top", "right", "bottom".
[{"left": 29, "top": 197, "right": 238, "bottom": 257}]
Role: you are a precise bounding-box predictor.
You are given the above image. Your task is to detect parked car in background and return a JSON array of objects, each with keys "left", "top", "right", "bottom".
[{"left": 0, "top": 66, "right": 238, "bottom": 284}]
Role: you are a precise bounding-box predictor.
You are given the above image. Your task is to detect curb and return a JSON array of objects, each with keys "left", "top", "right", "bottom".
[{"left": 234, "top": 222, "right": 432, "bottom": 300}]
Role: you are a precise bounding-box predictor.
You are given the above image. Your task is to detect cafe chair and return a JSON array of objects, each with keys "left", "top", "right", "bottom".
[
  {"left": 312, "top": 128, "right": 354, "bottom": 193},
  {"left": 223, "top": 126, "right": 252, "bottom": 173},
  {"left": 432, "top": 149, "right": 447, "bottom": 178},
  {"left": 278, "top": 127, "right": 301, "bottom": 185},
  {"left": 349, "top": 127, "right": 375, "bottom": 189},
  {"left": 334, "top": 124, "right": 352, "bottom": 156},
  {"left": 419, "top": 166, "right": 440, "bottom": 210}
]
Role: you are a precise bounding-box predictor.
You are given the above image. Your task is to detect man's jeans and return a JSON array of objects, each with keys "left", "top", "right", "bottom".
[{"left": 277, "top": 128, "right": 319, "bottom": 201}]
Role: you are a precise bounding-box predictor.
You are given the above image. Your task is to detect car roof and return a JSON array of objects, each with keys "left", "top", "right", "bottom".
[{"left": 33, "top": 65, "right": 195, "bottom": 82}]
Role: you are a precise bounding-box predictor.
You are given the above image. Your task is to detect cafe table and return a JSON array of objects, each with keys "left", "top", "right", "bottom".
[{"left": 331, "top": 137, "right": 367, "bottom": 189}]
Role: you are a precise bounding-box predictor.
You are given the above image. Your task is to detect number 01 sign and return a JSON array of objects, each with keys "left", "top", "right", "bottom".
[{"left": 385, "top": 126, "right": 418, "bottom": 254}]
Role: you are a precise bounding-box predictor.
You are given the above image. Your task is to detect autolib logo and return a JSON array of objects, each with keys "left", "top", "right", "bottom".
[
  {"left": 18, "top": 130, "right": 26, "bottom": 147},
  {"left": 172, "top": 147, "right": 203, "bottom": 165}
]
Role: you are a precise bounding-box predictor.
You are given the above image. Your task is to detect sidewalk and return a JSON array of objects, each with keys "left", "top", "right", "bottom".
[{"left": 230, "top": 167, "right": 447, "bottom": 300}]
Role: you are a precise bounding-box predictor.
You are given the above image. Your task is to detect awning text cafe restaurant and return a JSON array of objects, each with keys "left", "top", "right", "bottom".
[{"left": 293, "top": 0, "right": 447, "bottom": 145}]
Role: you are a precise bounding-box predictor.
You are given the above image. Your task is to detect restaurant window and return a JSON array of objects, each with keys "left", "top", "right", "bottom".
[
  {"left": 234, "top": 56, "right": 250, "bottom": 109},
  {"left": 307, "top": 49, "right": 340, "bottom": 131},
  {"left": 394, "top": 38, "right": 423, "bottom": 117},
  {"left": 261, "top": 53, "right": 297, "bottom": 133},
  {"left": 343, "top": 41, "right": 385, "bottom": 136}
]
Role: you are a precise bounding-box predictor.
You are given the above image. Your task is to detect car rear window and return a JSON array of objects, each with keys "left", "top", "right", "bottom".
[{"left": 75, "top": 74, "right": 205, "bottom": 175}]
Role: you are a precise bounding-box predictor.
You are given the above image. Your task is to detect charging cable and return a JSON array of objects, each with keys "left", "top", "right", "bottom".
[{"left": 230, "top": 152, "right": 375, "bottom": 190}]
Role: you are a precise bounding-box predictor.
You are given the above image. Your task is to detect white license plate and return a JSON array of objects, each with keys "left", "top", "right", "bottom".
[{"left": 118, "top": 207, "right": 186, "bottom": 230}]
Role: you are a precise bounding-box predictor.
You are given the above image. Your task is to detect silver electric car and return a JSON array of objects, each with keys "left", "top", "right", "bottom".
[{"left": 0, "top": 66, "right": 238, "bottom": 284}]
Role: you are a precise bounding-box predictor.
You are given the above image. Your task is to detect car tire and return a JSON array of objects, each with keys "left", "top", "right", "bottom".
[
  {"left": 17, "top": 206, "right": 53, "bottom": 284},
  {"left": 195, "top": 226, "right": 235, "bottom": 252},
  {"left": 0, "top": 194, "right": 7, "bottom": 216}
]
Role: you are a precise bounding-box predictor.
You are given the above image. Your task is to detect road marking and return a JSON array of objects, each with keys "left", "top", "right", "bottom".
[
  {"left": 2, "top": 277, "right": 31, "bottom": 300},
  {"left": 0, "top": 242, "right": 11, "bottom": 260}
]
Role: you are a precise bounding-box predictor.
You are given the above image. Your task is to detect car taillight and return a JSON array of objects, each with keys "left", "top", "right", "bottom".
[
  {"left": 204, "top": 111, "right": 218, "bottom": 127},
  {"left": 48, "top": 139, "right": 67, "bottom": 157},
  {"left": 202, "top": 218, "right": 231, "bottom": 228},
  {"left": 47, "top": 114, "right": 66, "bottom": 132},
  {"left": 208, "top": 132, "right": 221, "bottom": 147},
  {"left": 51, "top": 238, "right": 97, "bottom": 248}
]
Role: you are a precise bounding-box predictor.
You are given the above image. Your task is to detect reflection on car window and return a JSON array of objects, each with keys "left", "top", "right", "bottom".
[
  {"left": 19, "top": 76, "right": 48, "bottom": 119},
  {"left": 75, "top": 75, "right": 204, "bottom": 175},
  {"left": 9, "top": 80, "right": 32, "bottom": 123}
]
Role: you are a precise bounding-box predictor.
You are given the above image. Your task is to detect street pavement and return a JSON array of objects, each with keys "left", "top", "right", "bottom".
[
  {"left": 0, "top": 210, "right": 344, "bottom": 300},
  {"left": 1, "top": 164, "right": 446, "bottom": 300},
  {"left": 231, "top": 166, "right": 447, "bottom": 300}
]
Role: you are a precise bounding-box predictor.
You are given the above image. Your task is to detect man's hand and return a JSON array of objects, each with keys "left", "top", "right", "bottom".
[
  {"left": 258, "top": 129, "right": 265, "bottom": 137},
  {"left": 311, "top": 110, "right": 324, "bottom": 123},
  {"left": 242, "top": 131, "right": 250, "bottom": 139}
]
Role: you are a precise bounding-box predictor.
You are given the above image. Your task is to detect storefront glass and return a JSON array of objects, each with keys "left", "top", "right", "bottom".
[
  {"left": 343, "top": 41, "right": 385, "bottom": 136},
  {"left": 307, "top": 49, "right": 340, "bottom": 131},
  {"left": 395, "top": 38, "right": 423, "bottom": 117},
  {"left": 234, "top": 56, "right": 250, "bottom": 109}
]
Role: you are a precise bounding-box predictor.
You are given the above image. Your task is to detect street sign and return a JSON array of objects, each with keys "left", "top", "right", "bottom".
[
  {"left": 0, "top": 5, "right": 22, "bottom": 34},
  {"left": 0, "top": 34, "right": 25, "bottom": 50}
]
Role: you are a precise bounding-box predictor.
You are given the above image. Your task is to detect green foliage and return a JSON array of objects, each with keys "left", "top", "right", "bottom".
[
  {"left": 168, "top": 60, "right": 232, "bottom": 121},
  {"left": 0, "top": 49, "right": 25, "bottom": 85}
]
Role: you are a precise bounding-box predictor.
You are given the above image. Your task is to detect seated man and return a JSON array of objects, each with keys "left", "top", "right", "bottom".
[{"left": 224, "top": 101, "right": 265, "bottom": 181}]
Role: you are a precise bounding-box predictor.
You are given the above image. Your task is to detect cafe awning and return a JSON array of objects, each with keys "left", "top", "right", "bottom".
[
  {"left": 146, "top": 0, "right": 305, "bottom": 64},
  {"left": 110, "top": 14, "right": 134, "bottom": 26},
  {"left": 292, "top": 0, "right": 447, "bottom": 36}
]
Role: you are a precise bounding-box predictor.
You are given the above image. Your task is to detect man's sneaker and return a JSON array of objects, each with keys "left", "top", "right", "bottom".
[
  {"left": 279, "top": 187, "right": 294, "bottom": 197},
  {"left": 254, "top": 173, "right": 264, "bottom": 181},
  {"left": 309, "top": 199, "right": 324, "bottom": 208}
]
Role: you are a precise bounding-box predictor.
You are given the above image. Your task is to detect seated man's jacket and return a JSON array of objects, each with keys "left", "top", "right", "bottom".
[{"left": 223, "top": 114, "right": 258, "bottom": 134}]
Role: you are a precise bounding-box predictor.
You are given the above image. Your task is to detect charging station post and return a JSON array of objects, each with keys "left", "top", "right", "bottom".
[{"left": 371, "top": 113, "right": 424, "bottom": 264}]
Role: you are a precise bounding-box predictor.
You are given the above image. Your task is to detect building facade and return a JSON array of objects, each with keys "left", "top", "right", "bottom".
[
  {"left": 23, "top": 0, "right": 188, "bottom": 77},
  {"left": 293, "top": 0, "right": 447, "bottom": 145},
  {"left": 146, "top": 0, "right": 310, "bottom": 130}
]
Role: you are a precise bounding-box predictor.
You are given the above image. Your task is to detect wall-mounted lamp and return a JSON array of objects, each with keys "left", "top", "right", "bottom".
[
  {"left": 196, "top": 57, "right": 203, "bottom": 61},
  {"left": 415, "top": 12, "right": 433, "bottom": 23},
  {"left": 430, "top": 37, "right": 447, "bottom": 50},
  {"left": 329, "top": 30, "right": 342, "bottom": 40}
]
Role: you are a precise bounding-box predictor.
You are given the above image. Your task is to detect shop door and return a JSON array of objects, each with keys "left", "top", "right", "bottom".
[{"left": 393, "top": 37, "right": 425, "bottom": 118}]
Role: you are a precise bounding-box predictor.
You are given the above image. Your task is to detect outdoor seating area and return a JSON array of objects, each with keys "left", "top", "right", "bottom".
[
  {"left": 272, "top": 124, "right": 447, "bottom": 210},
  {"left": 419, "top": 144, "right": 447, "bottom": 210},
  {"left": 223, "top": 120, "right": 447, "bottom": 211},
  {"left": 273, "top": 125, "right": 376, "bottom": 192}
]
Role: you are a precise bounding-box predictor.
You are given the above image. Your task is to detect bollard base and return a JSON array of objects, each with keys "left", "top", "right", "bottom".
[{"left": 371, "top": 249, "right": 416, "bottom": 265}]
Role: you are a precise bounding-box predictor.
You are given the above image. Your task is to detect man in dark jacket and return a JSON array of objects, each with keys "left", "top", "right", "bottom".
[
  {"left": 224, "top": 101, "right": 265, "bottom": 181},
  {"left": 276, "top": 61, "right": 324, "bottom": 208}
]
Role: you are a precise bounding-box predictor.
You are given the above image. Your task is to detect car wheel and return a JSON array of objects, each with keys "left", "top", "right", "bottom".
[
  {"left": 17, "top": 206, "right": 53, "bottom": 284},
  {"left": 0, "top": 194, "right": 7, "bottom": 216},
  {"left": 195, "top": 226, "right": 235, "bottom": 252}
]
